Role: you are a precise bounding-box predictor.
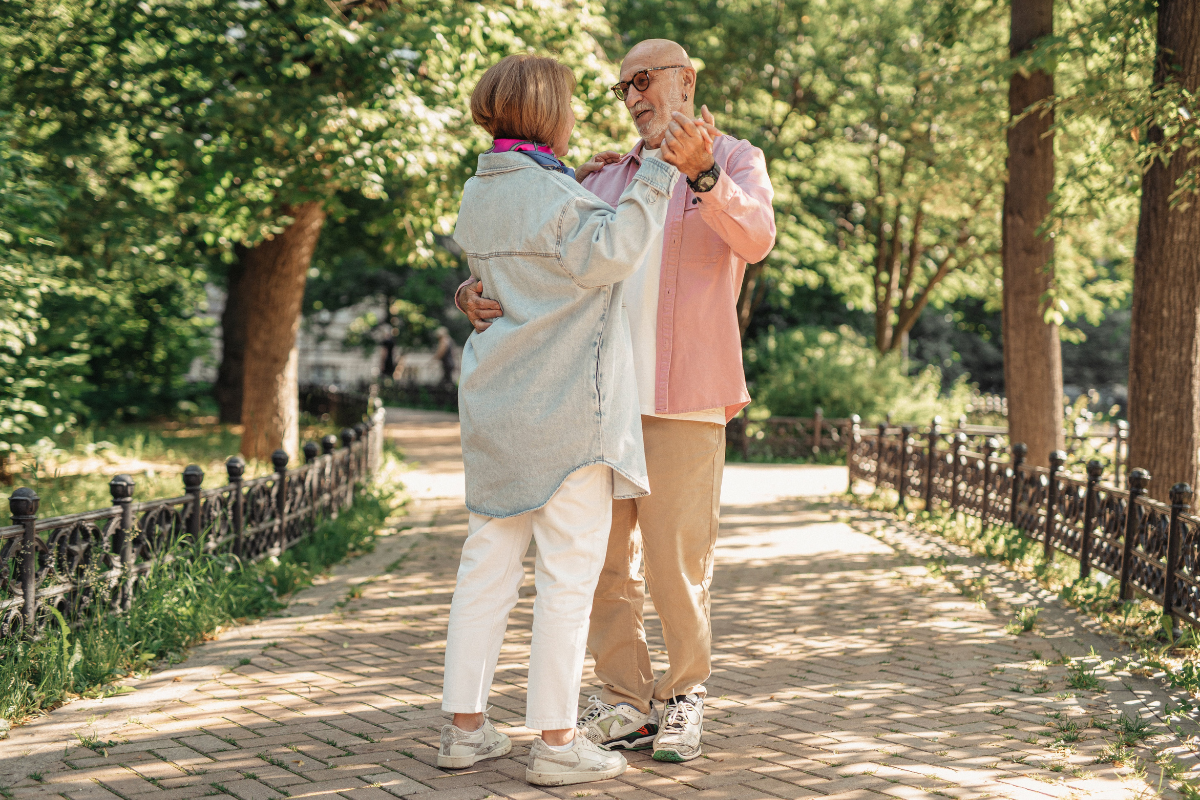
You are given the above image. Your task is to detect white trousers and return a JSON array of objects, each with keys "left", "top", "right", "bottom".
[{"left": 442, "top": 464, "right": 613, "bottom": 730}]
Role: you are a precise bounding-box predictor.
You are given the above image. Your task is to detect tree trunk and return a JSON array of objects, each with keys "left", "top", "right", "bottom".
[
  {"left": 737, "top": 261, "right": 767, "bottom": 342},
  {"left": 215, "top": 250, "right": 248, "bottom": 424},
  {"left": 239, "top": 202, "right": 327, "bottom": 461},
  {"left": 1128, "top": 0, "right": 1200, "bottom": 501},
  {"left": 1002, "top": 0, "right": 1064, "bottom": 469}
]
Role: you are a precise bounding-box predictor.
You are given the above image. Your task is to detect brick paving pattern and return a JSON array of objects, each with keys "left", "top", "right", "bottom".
[{"left": 3, "top": 409, "right": 1198, "bottom": 800}]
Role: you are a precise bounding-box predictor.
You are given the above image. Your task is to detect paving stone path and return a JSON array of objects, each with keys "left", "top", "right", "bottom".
[{"left": 3, "top": 409, "right": 1199, "bottom": 800}]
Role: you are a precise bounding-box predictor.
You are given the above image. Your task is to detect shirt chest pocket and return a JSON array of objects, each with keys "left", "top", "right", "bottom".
[{"left": 678, "top": 197, "right": 727, "bottom": 268}]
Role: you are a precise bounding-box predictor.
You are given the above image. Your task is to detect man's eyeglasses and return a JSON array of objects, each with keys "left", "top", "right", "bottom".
[{"left": 610, "top": 65, "right": 688, "bottom": 101}]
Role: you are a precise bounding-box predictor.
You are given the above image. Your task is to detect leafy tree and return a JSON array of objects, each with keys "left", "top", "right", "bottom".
[
  {"left": 3, "top": 0, "right": 628, "bottom": 460},
  {"left": 0, "top": 121, "right": 87, "bottom": 478},
  {"left": 1003, "top": 0, "right": 1064, "bottom": 468},
  {"left": 0, "top": 4, "right": 214, "bottom": 429},
  {"left": 1127, "top": 0, "right": 1200, "bottom": 499},
  {"left": 606, "top": 0, "right": 1009, "bottom": 352}
]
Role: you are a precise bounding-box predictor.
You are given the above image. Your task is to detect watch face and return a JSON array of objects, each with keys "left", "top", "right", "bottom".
[{"left": 697, "top": 173, "right": 718, "bottom": 192}]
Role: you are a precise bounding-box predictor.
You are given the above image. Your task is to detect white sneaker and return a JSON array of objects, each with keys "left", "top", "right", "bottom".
[
  {"left": 653, "top": 693, "right": 704, "bottom": 762},
  {"left": 577, "top": 695, "right": 658, "bottom": 750},
  {"left": 437, "top": 718, "right": 512, "bottom": 769},
  {"left": 526, "top": 734, "right": 627, "bottom": 786}
]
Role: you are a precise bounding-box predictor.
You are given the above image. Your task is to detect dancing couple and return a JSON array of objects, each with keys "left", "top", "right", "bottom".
[{"left": 438, "top": 39, "right": 776, "bottom": 787}]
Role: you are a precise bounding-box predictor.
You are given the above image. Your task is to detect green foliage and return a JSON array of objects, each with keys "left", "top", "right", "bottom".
[
  {"left": 605, "top": 0, "right": 1146, "bottom": 351},
  {"left": 0, "top": 120, "right": 88, "bottom": 465},
  {"left": 744, "top": 325, "right": 973, "bottom": 421},
  {"left": 0, "top": 479, "right": 397, "bottom": 724}
]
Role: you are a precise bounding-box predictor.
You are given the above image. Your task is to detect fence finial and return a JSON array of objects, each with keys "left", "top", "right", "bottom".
[
  {"left": 1049, "top": 450, "right": 1066, "bottom": 470},
  {"left": 321, "top": 434, "right": 338, "bottom": 455},
  {"left": 303, "top": 442, "right": 320, "bottom": 463},
  {"left": 271, "top": 450, "right": 289, "bottom": 472},
  {"left": 1086, "top": 460, "right": 1103, "bottom": 480},
  {"left": 1129, "top": 468, "right": 1151, "bottom": 491},
  {"left": 1172, "top": 483, "right": 1194, "bottom": 506},
  {"left": 9, "top": 487, "right": 39, "bottom": 519},
  {"left": 341, "top": 428, "right": 356, "bottom": 447},
  {"left": 109, "top": 474, "right": 135, "bottom": 503},
  {"left": 183, "top": 464, "right": 205, "bottom": 490},
  {"left": 226, "top": 456, "right": 246, "bottom": 481}
]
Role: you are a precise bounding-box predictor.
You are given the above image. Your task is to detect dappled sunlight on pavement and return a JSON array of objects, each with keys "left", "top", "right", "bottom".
[{"left": 1, "top": 410, "right": 1193, "bottom": 800}]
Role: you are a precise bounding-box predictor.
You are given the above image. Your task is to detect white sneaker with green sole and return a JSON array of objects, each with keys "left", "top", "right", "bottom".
[{"left": 652, "top": 693, "right": 704, "bottom": 762}]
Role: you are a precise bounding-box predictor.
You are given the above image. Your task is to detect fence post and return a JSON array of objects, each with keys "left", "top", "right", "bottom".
[
  {"left": 109, "top": 475, "right": 136, "bottom": 610},
  {"left": 226, "top": 456, "right": 246, "bottom": 557},
  {"left": 341, "top": 428, "right": 356, "bottom": 507},
  {"left": 876, "top": 420, "right": 887, "bottom": 493},
  {"left": 1163, "top": 482, "right": 1192, "bottom": 630},
  {"left": 848, "top": 415, "right": 861, "bottom": 483},
  {"left": 1115, "top": 420, "right": 1129, "bottom": 488},
  {"left": 11, "top": 487, "right": 40, "bottom": 636},
  {"left": 272, "top": 449, "right": 289, "bottom": 554},
  {"left": 897, "top": 426, "right": 912, "bottom": 510},
  {"left": 1119, "top": 468, "right": 1151, "bottom": 602},
  {"left": 183, "top": 464, "right": 204, "bottom": 541},
  {"left": 812, "top": 407, "right": 824, "bottom": 456},
  {"left": 951, "top": 432, "right": 965, "bottom": 512},
  {"left": 981, "top": 438, "right": 997, "bottom": 532},
  {"left": 924, "top": 417, "right": 941, "bottom": 510},
  {"left": 1010, "top": 443, "right": 1027, "bottom": 527},
  {"left": 355, "top": 423, "right": 368, "bottom": 479},
  {"left": 1043, "top": 451, "right": 1065, "bottom": 561},
  {"left": 1080, "top": 460, "right": 1103, "bottom": 580}
]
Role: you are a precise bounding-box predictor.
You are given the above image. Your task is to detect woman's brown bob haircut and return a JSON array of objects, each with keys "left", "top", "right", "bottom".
[{"left": 470, "top": 54, "right": 576, "bottom": 145}]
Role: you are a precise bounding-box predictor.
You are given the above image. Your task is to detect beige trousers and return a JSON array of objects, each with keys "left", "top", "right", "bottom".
[{"left": 588, "top": 415, "right": 726, "bottom": 713}]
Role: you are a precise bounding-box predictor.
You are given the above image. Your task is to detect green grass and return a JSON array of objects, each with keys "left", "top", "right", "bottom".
[
  {"left": 0, "top": 477, "right": 400, "bottom": 725},
  {"left": 7, "top": 415, "right": 342, "bottom": 518}
]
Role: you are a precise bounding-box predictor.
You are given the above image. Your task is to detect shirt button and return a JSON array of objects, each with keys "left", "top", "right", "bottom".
[{"left": 691, "top": 198, "right": 698, "bottom": 205}]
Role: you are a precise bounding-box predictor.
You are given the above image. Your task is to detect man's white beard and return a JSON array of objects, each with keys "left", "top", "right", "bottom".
[{"left": 637, "top": 111, "right": 670, "bottom": 144}]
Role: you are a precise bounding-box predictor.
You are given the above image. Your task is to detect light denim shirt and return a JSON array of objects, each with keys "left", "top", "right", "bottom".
[{"left": 452, "top": 150, "right": 680, "bottom": 518}]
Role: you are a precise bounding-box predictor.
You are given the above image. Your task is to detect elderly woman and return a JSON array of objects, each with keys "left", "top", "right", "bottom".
[{"left": 437, "top": 54, "right": 679, "bottom": 787}]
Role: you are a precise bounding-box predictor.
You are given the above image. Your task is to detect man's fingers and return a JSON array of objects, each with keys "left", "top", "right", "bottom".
[
  {"left": 671, "top": 111, "right": 701, "bottom": 140},
  {"left": 470, "top": 281, "right": 485, "bottom": 295},
  {"left": 701, "top": 104, "right": 715, "bottom": 126},
  {"left": 472, "top": 320, "right": 492, "bottom": 332}
]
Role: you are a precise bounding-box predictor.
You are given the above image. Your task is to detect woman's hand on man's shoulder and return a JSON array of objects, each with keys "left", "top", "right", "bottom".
[{"left": 575, "top": 150, "right": 623, "bottom": 183}]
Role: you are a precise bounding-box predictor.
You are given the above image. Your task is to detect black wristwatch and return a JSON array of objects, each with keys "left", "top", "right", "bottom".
[{"left": 687, "top": 162, "right": 721, "bottom": 193}]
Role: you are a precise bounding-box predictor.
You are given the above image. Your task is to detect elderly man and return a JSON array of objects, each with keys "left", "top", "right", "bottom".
[{"left": 457, "top": 39, "right": 775, "bottom": 763}]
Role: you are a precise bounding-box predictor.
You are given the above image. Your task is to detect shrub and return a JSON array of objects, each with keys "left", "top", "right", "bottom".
[{"left": 744, "top": 325, "right": 975, "bottom": 422}]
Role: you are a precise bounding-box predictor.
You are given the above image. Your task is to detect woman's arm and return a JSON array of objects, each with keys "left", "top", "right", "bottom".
[{"left": 557, "top": 157, "right": 679, "bottom": 288}]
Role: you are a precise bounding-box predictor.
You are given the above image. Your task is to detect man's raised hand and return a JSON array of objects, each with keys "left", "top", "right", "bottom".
[
  {"left": 660, "top": 106, "right": 720, "bottom": 181},
  {"left": 456, "top": 278, "right": 504, "bottom": 333}
]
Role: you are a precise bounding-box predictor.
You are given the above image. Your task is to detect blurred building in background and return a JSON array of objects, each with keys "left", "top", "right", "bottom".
[{"left": 187, "top": 285, "right": 459, "bottom": 388}]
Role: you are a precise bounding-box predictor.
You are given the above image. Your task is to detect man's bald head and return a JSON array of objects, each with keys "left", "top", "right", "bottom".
[
  {"left": 617, "top": 39, "right": 696, "bottom": 146},
  {"left": 620, "top": 39, "right": 691, "bottom": 75}
]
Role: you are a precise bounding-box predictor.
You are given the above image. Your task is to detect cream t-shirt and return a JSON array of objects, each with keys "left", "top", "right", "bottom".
[{"left": 623, "top": 147, "right": 726, "bottom": 426}]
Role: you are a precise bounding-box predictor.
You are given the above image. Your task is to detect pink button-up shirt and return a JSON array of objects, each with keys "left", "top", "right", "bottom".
[{"left": 582, "top": 136, "right": 776, "bottom": 421}]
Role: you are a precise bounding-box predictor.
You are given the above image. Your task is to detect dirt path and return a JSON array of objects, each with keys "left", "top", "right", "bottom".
[{"left": 2, "top": 409, "right": 1195, "bottom": 800}]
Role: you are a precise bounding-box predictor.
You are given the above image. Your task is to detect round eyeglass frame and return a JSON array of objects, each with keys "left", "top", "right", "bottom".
[{"left": 610, "top": 65, "right": 688, "bottom": 101}]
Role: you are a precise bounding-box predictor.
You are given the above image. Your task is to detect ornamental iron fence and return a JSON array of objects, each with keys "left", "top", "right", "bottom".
[
  {"left": 0, "top": 398, "right": 385, "bottom": 639},
  {"left": 727, "top": 410, "right": 1128, "bottom": 485},
  {"left": 847, "top": 417, "right": 1198, "bottom": 629}
]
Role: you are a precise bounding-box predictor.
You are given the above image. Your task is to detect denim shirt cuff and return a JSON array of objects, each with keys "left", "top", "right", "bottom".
[{"left": 633, "top": 156, "right": 680, "bottom": 196}]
